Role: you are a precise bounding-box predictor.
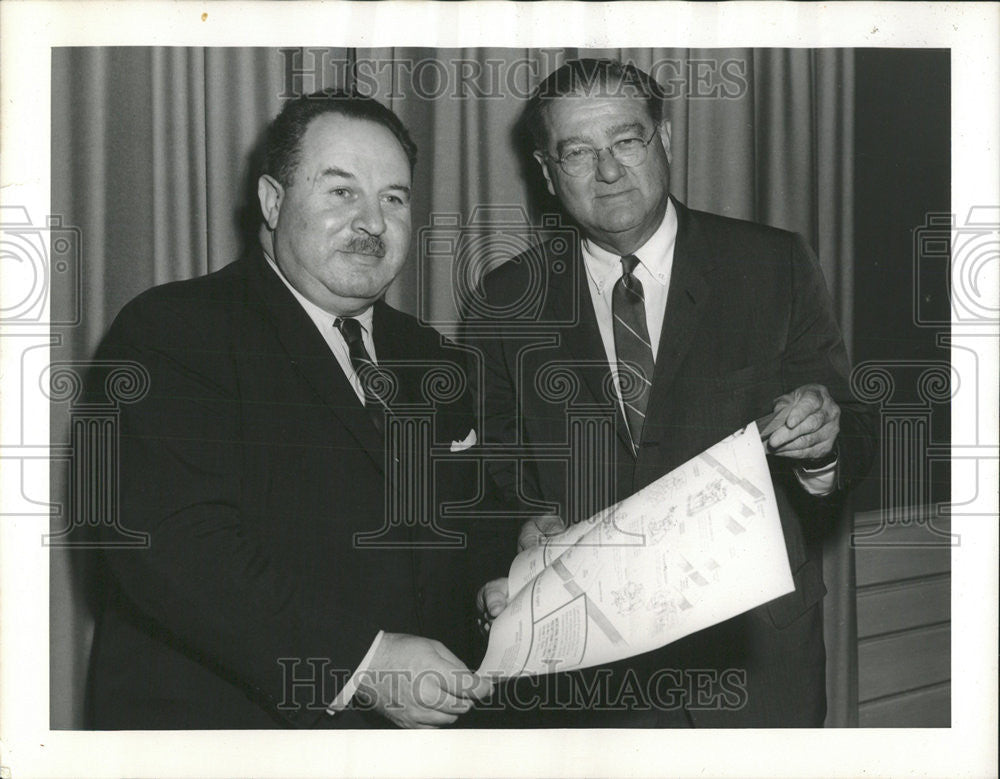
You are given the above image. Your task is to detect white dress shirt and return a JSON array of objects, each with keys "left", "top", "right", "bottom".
[
  {"left": 581, "top": 199, "right": 678, "bottom": 366},
  {"left": 264, "top": 253, "right": 377, "bottom": 404},
  {"left": 263, "top": 251, "right": 384, "bottom": 714},
  {"left": 580, "top": 200, "right": 837, "bottom": 495}
]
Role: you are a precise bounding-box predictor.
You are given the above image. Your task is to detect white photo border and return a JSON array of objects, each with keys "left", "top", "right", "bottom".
[{"left": 1, "top": 2, "right": 997, "bottom": 777}]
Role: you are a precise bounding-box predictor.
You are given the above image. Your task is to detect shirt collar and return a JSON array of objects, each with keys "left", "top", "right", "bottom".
[
  {"left": 581, "top": 198, "right": 678, "bottom": 293},
  {"left": 262, "top": 245, "right": 374, "bottom": 334}
]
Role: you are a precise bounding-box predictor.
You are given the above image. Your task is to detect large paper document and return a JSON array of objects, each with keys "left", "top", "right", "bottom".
[{"left": 478, "top": 422, "right": 794, "bottom": 678}]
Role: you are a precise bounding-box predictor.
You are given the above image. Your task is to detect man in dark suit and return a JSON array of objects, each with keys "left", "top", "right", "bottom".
[
  {"left": 87, "top": 90, "right": 494, "bottom": 729},
  {"left": 472, "top": 59, "right": 877, "bottom": 727}
]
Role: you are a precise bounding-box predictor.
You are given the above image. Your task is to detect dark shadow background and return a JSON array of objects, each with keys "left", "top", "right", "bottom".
[{"left": 851, "top": 48, "right": 951, "bottom": 513}]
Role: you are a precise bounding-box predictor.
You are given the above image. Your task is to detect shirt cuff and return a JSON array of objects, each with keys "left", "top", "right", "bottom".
[
  {"left": 326, "top": 630, "right": 384, "bottom": 715},
  {"left": 794, "top": 459, "right": 839, "bottom": 496}
]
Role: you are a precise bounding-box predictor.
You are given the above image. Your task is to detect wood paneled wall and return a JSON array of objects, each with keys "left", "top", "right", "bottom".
[{"left": 854, "top": 507, "right": 951, "bottom": 727}]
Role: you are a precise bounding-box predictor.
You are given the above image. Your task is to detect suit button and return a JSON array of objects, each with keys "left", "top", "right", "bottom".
[{"left": 416, "top": 588, "right": 425, "bottom": 604}]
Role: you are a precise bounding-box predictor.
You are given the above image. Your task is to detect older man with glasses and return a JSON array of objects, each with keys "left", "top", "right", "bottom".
[{"left": 472, "top": 59, "right": 877, "bottom": 728}]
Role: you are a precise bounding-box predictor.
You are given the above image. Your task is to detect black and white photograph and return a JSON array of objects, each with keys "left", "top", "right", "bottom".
[{"left": 0, "top": 2, "right": 996, "bottom": 777}]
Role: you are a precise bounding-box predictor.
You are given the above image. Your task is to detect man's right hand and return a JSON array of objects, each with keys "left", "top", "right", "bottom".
[
  {"left": 517, "top": 513, "right": 566, "bottom": 552},
  {"left": 355, "top": 633, "right": 493, "bottom": 729}
]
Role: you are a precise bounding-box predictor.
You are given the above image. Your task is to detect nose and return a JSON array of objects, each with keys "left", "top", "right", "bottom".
[
  {"left": 352, "top": 195, "right": 386, "bottom": 236},
  {"left": 594, "top": 147, "right": 625, "bottom": 183}
]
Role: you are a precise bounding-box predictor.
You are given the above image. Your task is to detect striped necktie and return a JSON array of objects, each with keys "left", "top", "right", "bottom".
[
  {"left": 334, "top": 316, "right": 389, "bottom": 436},
  {"left": 612, "top": 254, "right": 655, "bottom": 453}
]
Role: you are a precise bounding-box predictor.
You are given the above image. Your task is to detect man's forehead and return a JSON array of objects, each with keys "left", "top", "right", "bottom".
[
  {"left": 542, "top": 93, "right": 654, "bottom": 136},
  {"left": 300, "top": 113, "right": 409, "bottom": 172},
  {"left": 560, "top": 78, "right": 648, "bottom": 101}
]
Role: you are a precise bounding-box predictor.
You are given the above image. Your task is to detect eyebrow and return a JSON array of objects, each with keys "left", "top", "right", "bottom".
[
  {"left": 554, "top": 122, "right": 648, "bottom": 154},
  {"left": 316, "top": 167, "right": 411, "bottom": 196},
  {"left": 317, "top": 166, "right": 355, "bottom": 181},
  {"left": 607, "top": 121, "right": 647, "bottom": 137},
  {"left": 386, "top": 184, "right": 412, "bottom": 198},
  {"left": 555, "top": 135, "right": 591, "bottom": 154}
]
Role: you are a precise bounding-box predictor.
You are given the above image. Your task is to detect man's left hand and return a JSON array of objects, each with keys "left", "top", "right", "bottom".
[{"left": 763, "top": 383, "right": 840, "bottom": 462}]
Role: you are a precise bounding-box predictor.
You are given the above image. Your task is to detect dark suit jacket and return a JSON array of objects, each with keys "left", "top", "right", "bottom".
[
  {"left": 469, "top": 198, "right": 877, "bottom": 727},
  {"left": 86, "top": 250, "right": 494, "bottom": 729}
]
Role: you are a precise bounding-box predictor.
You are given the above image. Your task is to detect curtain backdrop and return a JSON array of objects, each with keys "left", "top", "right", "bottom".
[{"left": 50, "top": 46, "right": 857, "bottom": 728}]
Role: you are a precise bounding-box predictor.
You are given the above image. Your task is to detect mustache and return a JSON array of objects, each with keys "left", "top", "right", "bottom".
[{"left": 345, "top": 235, "right": 387, "bottom": 258}]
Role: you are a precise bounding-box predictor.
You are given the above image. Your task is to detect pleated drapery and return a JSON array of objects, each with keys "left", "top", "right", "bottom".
[{"left": 50, "top": 47, "right": 858, "bottom": 728}]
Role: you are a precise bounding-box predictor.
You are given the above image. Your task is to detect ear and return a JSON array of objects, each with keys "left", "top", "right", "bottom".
[
  {"left": 658, "top": 119, "right": 672, "bottom": 166},
  {"left": 257, "top": 174, "right": 284, "bottom": 230},
  {"left": 533, "top": 150, "right": 557, "bottom": 197}
]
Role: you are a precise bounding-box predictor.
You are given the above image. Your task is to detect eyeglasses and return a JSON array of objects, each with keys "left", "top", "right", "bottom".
[{"left": 545, "top": 127, "right": 660, "bottom": 177}]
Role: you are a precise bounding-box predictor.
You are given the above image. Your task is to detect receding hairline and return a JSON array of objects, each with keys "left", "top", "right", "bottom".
[
  {"left": 526, "top": 60, "right": 667, "bottom": 149},
  {"left": 534, "top": 91, "right": 662, "bottom": 150},
  {"left": 263, "top": 89, "right": 418, "bottom": 189},
  {"left": 289, "top": 112, "right": 414, "bottom": 183}
]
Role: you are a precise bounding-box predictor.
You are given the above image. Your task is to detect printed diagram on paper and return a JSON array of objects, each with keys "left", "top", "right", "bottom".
[{"left": 477, "top": 422, "right": 795, "bottom": 678}]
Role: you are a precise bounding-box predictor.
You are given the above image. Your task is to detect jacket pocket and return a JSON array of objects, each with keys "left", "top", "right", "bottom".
[{"left": 764, "top": 558, "right": 827, "bottom": 629}]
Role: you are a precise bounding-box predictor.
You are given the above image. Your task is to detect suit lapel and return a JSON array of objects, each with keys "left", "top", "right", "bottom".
[
  {"left": 544, "top": 237, "right": 635, "bottom": 455},
  {"left": 645, "top": 199, "right": 718, "bottom": 426},
  {"left": 370, "top": 301, "right": 421, "bottom": 406},
  {"left": 247, "top": 251, "right": 385, "bottom": 470}
]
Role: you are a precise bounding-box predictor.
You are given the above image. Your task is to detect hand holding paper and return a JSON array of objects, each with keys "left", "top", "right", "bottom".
[
  {"left": 357, "top": 633, "right": 493, "bottom": 728},
  {"left": 476, "top": 578, "right": 508, "bottom": 632},
  {"left": 518, "top": 513, "right": 567, "bottom": 552},
  {"left": 477, "top": 422, "right": 795, "bottom": 679},
  {"left": 759, "top": 383, "right": 840, "bottom": 461}
]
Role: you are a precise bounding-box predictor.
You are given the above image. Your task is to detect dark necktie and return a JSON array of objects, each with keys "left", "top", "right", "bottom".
[
  {"left": 612, "top": 254, "right": 655, "bottom": 453},
  {"left": 334, "top": 316, "right": 389, "bottom": 436}
]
